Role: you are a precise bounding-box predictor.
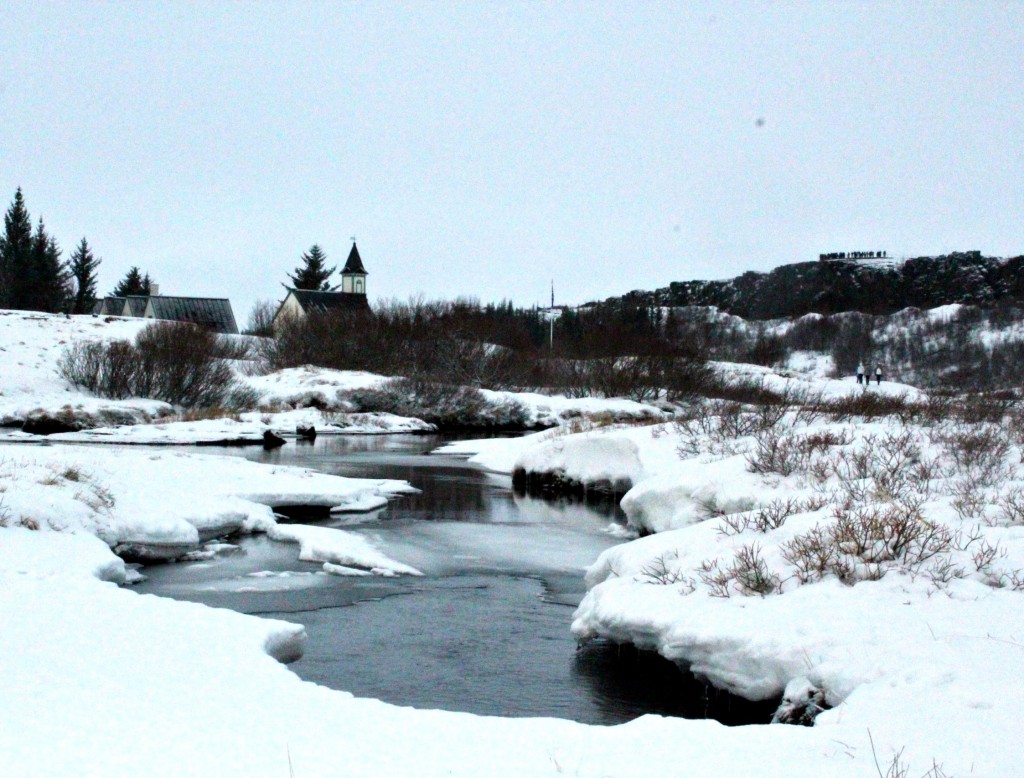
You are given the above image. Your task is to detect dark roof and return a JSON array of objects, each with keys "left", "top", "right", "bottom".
[
  {"left": 124, "top": 295, "right": 149, "bottom": 317},
  {"left": 100, "top": 297, "right": 126, "bottom": 315},
  {"left": 342, "top": 243, "right": 368, "bottom": 275},
  {"left": 289, "top": 289, "right": 370, "bottom": 315},
  {"left": 148, "top": 296, "right": 239, "bottom": 334}
]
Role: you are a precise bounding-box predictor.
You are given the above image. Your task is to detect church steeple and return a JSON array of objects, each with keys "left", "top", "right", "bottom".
[{"left": 341, "top": 240, "right": 368, "bottom": 294}]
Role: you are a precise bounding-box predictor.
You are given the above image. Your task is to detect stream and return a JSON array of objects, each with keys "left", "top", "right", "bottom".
[{"left": 135, "top": 434, "right": 775, "bottom": 725}]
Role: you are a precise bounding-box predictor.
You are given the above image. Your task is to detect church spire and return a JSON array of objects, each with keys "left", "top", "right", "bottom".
[{"left": 341, "top": 240, "right": 368, "bottom": 294}]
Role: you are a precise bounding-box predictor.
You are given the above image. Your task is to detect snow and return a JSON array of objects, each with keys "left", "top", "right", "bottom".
[
  {"left": 428, "top": 369, "right": 1024, "bottom": 774},
  {"left": 0, "top": 310, "right": 171, "bottom": 426},
  {"left": 267, "top": 523, "right": 424, "bottom": 576},
  {"left": 480, "top": 388, "right": 668, "bottom": 428},
  {"left": 4, "top": 310, "right": 1024, "bottom": 776},
  {"left": 514, "top": 432, "right": 644, "bottom": 491},
  {"left": 710, "top": 360, "right": 924, "bottom": 401},
  {"left": 0, "top": 442, "right": 416, "bottom": 557},
  {"left": 243, "top": 365, "right": 391, "bottom": 408},
  {"left": 435, "top": 430, "right": 549, "bottom": 472},
  {"left": 39, "top": 410, "right": 434, "bottom": 445}
]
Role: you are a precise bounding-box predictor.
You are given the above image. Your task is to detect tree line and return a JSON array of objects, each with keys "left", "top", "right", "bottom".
[
  {"left": 264, "top": 297, "right": 710, "bottom": 402},
  {"left": 0, "top": 189, "right": 100, "bottom": 313},
  {"left": 0, "top": 188, "right": 155, "bottom": 314}
]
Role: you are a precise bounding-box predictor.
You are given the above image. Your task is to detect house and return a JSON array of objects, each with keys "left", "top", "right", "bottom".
[
  {"left": 272, "top": 241, "right": 371, "bottom": 330},
  {"left": 93, "top": 284, "right": 238, "bottom": 334},
  {"left": 142, "top": 296, "right": 238, "bottom": 334},
  {"left": 122, "top": 295, "right": 149, "bottom": 317},
  {"left": 94, "top": 296, "right": 126, "bottom": 315}
]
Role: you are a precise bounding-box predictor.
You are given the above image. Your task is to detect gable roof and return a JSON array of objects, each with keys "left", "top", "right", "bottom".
[
  {"left": 100, "top": 297, "right": 126, "bottom": 315},
  {"left": 342, "top": 243, "right": 368, "bottom": 275},
  {"left": 146, "top": 296, "right": 238, "bottom": 334},
  {"left": 289, "top": 289, "right": 370, "bottom": 314},
  {"left": 124, "top": 295, "right": 149, "bottom": 317}
]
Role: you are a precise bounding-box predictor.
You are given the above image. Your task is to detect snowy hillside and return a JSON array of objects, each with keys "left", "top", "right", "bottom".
[
  {"left": 0, "top": 309, "right": 169, "bottom": 426},
  {"left": 436, "top": 377, "right": 1024, "bottom": 775}
]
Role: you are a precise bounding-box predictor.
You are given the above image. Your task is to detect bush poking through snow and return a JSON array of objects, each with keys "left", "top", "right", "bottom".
[
  {"left": 58, "top": 322, "right": 249, "bottom": 408},
  {"left": 698, "top": 543, "right": 782, "bottom": 597}
]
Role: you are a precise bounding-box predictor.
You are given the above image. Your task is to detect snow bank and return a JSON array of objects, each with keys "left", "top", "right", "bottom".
[
  {"left": 482, "top": 388, "right": 667, "bottom": 428},
  {"left": 513, "top": 433, "right": 644, "bottom": 496},
  {"left": 42, "top": 410, "right": 435, "bottom": 445},
  {"left": 0, "top": 443, "right": 416, "bottom": 558},
  {"left": 0, "top": 521, "right": 940, "bottom": 778},
  {"left": 243, "top": 365, "right": 391, "bottom": 409}
]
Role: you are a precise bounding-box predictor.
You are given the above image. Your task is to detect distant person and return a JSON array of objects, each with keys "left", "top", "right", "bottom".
[
  {"left": 875, "top": 365, "right": 883, "bottom": 385},
  {"left": 856, "top": 362, "right": 865, "bottom": 385}
]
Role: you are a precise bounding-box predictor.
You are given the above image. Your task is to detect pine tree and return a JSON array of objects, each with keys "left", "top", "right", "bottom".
[
  {"left": 0, "top": 188, "right": 34, "bottom": 310},
  {"left": 112, "top": 266, "right": 151, "bottom": 297},
  {"left": 287, "top": 244, "right": 337, "bottom": 291},
  {"left": 68, "top": 237, "right": 101, "bottom": 314},
  {"left": 27, "top": 217, "right": 68, "bottom": 312}
]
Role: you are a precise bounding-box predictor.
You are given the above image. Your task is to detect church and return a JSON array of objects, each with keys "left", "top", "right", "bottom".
[{"left": 272, "top": 242, "right": 370, "bottom": 330}]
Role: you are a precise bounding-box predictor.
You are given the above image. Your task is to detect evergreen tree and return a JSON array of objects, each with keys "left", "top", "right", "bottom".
[
  {"left": 0, "top": 188, "right": 34, "bottom": 309},
  {"left": 112, "top": 266, "right": 151, "bottom": 297},
  {"left": 287, "top": 244, "right": 337, "bottom": 291},
  {"left": 68, "top": 237, "right": 101, "bottom": 314},
  {"left": 27, "top": 217, "right": 68, "bottom": 312}
]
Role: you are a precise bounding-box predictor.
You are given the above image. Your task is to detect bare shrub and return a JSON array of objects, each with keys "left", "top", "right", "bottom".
[
  {"left": 698, "top": 543, "right": 782, "bottom": 597},
  {"left": 936, "top": 424, "right": 1013, "bottom": 486},
  {"left": 950, "top": 479, "right": 990, "bottom": 521},
  {"left": 134, "top": 322, "right": 236, "bottom": 407},
  {"left": 637, "top": 552, "right": 693, "bottom": 588},
  {"left": 58, "top": 322, "right": 244, "bottom": 408},
  {"left": 718, "top": 498, "right": 805, "bottom": 536},
  {"left": 746, "top": 428, "right": 806, "bottom": 476},
  {"left": 343, "top": 377, "right": 528, "bottom": 429},
  {"left": 731, "top": 543, "right": 783, "bottom": 596},
  {"left": 823, "top": 392, "right": 913, "bottom": 422},
  {"left": 57, "top": 339, "right": 136, "bottom": 399},
  {"left": 994, "top": 487, "right": 1024, "bottom": 525},
  {"left": 782, "top": 500, "right": 955, "bottom": 585},
  {"left": 782, "top": 524, "right": 846, "bottom": 584}
]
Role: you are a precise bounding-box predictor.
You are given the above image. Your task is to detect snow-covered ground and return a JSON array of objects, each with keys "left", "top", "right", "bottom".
[
  {"left": 4, "top": 308, "right": 1022, "bottom": 775},
  {"left": 0, "top": 310, "right": 666, "bottom": 443},
  {"left": 27, "top": 410, "right": 436, "bottom": 445},
  {"left": 0, "top": 443, "right": 417, "bottom": 560},
  {"left": 0, "top": 310, "right": 170, "bottom": 427},
  {"left": 434, "top": 371, "right": 1024, "bottom": 775}
]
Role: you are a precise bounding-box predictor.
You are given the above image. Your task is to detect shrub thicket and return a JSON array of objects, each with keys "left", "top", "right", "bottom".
[
  {"left": 266, "top": 298, "right": 712, "bottom": 402},
  {"left": 58, "top": 321, "right": 247, "bottom": 408}
]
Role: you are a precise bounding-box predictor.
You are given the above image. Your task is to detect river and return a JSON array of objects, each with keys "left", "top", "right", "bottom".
[{"left": 135, "top": 434, "right": 775, "bottom": 725}]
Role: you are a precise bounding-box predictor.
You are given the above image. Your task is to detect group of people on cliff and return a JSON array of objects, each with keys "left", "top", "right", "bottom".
[{"left": 856, "top": 362, "right": 883, "bottom": 385}]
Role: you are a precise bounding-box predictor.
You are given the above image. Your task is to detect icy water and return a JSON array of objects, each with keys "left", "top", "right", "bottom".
[{"left": 136, "top": 434, "right": 775, "bottom": 725}]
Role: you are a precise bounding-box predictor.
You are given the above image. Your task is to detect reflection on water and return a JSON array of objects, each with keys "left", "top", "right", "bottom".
[{"left": 136, "top": 434, "right": 771, "bottom": 725}]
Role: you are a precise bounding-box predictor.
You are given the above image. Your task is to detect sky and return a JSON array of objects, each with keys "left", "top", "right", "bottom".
[{"left": 2, "top": 2, "right": 1022, "bottom": 325}]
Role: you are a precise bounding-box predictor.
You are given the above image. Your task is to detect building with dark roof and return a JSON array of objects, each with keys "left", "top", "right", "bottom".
[
  {"left": 143, "top": 296, "right": 238, "bottom": 334},
  {"left": 95, "top": 297, "right": 126, "bottom": 315},
  {"left": 123, "top": 295, "right": 149, "bottom": 317},
  {"left": 272, "top": 241, "right": 371, "bottom": 330},
  {"left": 340, "top": 242, "right": 368, "bottom": 294}
]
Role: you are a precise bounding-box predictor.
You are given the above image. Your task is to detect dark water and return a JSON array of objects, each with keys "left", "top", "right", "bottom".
[{"left": 135, "top": 434, "right": 775, "bottom": 725}]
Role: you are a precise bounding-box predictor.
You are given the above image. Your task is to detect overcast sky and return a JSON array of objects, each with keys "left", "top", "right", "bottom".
[{"left": 3, "top": 2, "right": 1022, "bottom": 323}]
